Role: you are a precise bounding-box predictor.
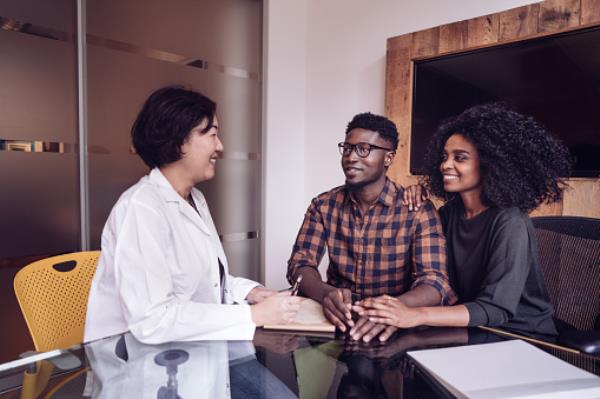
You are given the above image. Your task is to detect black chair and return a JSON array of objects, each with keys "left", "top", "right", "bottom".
[{"left": 531, "top": 216, "right": 600, "bottom": 355}]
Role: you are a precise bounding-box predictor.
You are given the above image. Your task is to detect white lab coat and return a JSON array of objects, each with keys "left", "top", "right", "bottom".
[
  {"left": 84, "top": 168, "right": 259, "bottom": 343},
  {"left": 84, "top": 334, "right": 232, "bottom": 399}
]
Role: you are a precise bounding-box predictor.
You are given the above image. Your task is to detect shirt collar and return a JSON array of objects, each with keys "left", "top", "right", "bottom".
[
  {"left": 344, "top": 177, "right": 397, "bottom": 207},
  {"left": 379, "top": 177, "right": 398, "bottom": 206},
  {"left": 148, "top": 167, "right": 206, "bottom": 207},
  {"left": 149, "top": 167, "right": 174, "bottom": 193}
]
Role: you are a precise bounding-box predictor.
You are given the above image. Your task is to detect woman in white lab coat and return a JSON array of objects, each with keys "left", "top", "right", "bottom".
[{"left": 84, "top": 86, "right": 300, "bottom": 344}]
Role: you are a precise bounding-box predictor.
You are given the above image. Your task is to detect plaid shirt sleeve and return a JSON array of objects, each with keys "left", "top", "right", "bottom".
[
  {"left": 410, "top": 202, "right": 457, "bottom": 305},
  {"left": 286, "top": 198, "right": 328, "bottom": 285}
]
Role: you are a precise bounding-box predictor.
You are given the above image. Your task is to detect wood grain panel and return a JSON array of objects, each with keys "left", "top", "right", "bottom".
[
  {"left": 581, "top": 0, "right": 600, "bottom": 24},
  {"left": 385, "top": 36, "right": 414, "bottom": 188},
  {"left": 467, "top": 14, "right": 499, "bottom": 47},
  {"left": 530, "top": 201, "right": 564, "bottom": 217},
  {"left": 562, "top": 180, "right": 600, "bottom": 218},
  {"left": 412, "top": 27, "right": 439, "bottom": 58},
  {"left": 385, "top": 37, "right": 412, "bottom": 124},
  {"left": 439, "top": 20, "right": 468, "bottom": 53},
  {"left": 387, "top": 33, "right": 412, "bottom": 52},
  {"left": 499, "top": 4, "right": 540, "bottom": 41},
  {"left": 539, "top": 0, "right": 581, "bottom": 33},
  {"left": 385, "top": 35, "right": 412, "bottom": 121}
]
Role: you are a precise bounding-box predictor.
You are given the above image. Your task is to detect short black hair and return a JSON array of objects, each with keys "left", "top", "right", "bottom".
[
  {"left": 423, "top": 103, "right": 572, "bottom": 212},
  {"left": 131, "top": 86, "right": 216, "bottom": 168},
  {"left": 345, "top": 112, "right": 399, "bottom": 150}
]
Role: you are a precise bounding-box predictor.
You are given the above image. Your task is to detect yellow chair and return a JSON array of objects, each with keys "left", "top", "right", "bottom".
[{"left": 13, "top": 251, "right": 100, "bottom": 399}]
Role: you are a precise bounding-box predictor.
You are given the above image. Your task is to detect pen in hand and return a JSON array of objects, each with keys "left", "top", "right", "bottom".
[{"left": 290, "top": 274, "right": 303, "bottom": 296}]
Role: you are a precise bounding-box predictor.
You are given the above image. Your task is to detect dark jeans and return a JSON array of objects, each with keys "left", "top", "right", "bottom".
[{"left": 229, "top": 357, "right": 297, "bottom": 399}]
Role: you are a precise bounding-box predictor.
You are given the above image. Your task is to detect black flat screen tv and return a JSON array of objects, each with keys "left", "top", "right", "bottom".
[{"left": 411, "top": 25, "right": 600, "bottom": 178}]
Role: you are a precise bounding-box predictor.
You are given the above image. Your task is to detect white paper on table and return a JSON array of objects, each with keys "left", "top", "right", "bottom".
[{"left": 407, "top": 339, "right": 600, "bottom": 399}]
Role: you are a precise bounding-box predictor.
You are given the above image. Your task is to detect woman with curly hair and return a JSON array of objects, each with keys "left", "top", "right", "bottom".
[{"left": 354, "top": 103, "right": 571, "bottom": 337}]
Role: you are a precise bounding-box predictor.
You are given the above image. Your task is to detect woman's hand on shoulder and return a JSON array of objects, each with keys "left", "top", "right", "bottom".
[
  {"left": 246, "top": 286, "right": 277, "bottom": 304},
  {"left": 402, "top": 184, "right": 429, "bottom": 211},
  {"left": 250, "top": 292, "right": 302, "bottom": 326}
]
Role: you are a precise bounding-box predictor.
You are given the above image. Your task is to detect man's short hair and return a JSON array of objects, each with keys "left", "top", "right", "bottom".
[
  {"left": 345, "top": 112, "right": 399, "bottom": 150},
  {"left": 131, "top": 85, "right": 216, "bottom": 168}
]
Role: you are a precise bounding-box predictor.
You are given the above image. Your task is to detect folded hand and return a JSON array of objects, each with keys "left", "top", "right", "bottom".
[{"left": 353, "top": 295, "right": 420, "bottom": 329}]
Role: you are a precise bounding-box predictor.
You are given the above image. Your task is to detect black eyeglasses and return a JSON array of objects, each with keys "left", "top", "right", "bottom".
[{"left": 338, "top": 142, "right": 393, "bottom": 158}]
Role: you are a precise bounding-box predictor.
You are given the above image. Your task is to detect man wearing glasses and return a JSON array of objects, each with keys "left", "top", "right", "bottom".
[{"left": 287, "top": 112, "right": 455, "bottom": 342}]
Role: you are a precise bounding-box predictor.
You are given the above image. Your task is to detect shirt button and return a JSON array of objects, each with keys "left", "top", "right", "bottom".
[{"left": 213, "top": 283, "right": 218, "bottom": 287}]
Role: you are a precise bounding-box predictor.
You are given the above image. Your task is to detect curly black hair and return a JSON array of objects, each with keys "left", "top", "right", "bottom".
[
  {"left": 345, "top": 112, "right": 399, "bottom": 150},
  {"left": 131, "top": 86, "right": 216, "bottom": 168},
  {"left": 422, "top": 103, "right": 572, "bottom": 212}
]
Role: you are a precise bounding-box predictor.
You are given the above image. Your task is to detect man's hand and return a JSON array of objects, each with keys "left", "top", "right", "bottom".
[
  {"left": 246, "top": 286, "right": 278, "bottom": 304},
  {"left": 322, "top": 287, "right": 353, "bottom": 332},
  {"left": 348, "top": 316, "right": 398, "bottom": 343}
]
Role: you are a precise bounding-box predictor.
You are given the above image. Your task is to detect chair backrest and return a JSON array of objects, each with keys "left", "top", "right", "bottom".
[
  {"left": 531, "top": 216, "right": 600, "bottom": 331},
  {"left": 13, "top": 251, "right": 100, "bottom": 352}
]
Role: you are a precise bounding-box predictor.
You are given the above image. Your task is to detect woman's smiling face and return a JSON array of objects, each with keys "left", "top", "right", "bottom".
[
  {"left": 440, "top": 133, "right": 482, "bottom": 196},
  {"left": 179, "top": 115, "right": 223, "bottom": 183}
]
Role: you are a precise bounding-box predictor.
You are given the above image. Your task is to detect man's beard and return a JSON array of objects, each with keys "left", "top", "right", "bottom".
[
  {"left": 345, "top": 178, "right": 369, "bottom": 191},
  {"left": 344, "top": 169, "right": 386, "bottom": 191}
]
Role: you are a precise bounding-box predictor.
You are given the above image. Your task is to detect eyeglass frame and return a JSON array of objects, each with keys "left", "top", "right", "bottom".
[{"left": 337, "top": 141, "right": 394, "bottom": 158}]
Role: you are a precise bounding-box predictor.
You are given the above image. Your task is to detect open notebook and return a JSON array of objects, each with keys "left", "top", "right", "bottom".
[
  {"left": 408, "top": 339, "right": 600, "bottom": 399},
  {"left": 263, "top": 297, "right": 335, "bottom": 333}
]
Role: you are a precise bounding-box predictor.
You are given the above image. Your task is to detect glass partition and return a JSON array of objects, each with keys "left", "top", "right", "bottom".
[
  {"left": 0, "top": 0, "right": 262, "bottom": 283},
  {"left": 86, "top": 0, "right": 262, "bottom": 280},
  {"left": 0, "top": 0, "right": 79, "bottom": 258}
]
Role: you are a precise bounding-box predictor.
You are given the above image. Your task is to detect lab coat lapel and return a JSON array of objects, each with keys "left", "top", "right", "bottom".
[
  {"left": 177, "top": 200, "right": 212, "bottom": 236},
  {"left": 189, "top": 189, "right": 229, "bottom": 270},
  {"left": 148, "top": 168, "right": 212, "bottom": 236}
]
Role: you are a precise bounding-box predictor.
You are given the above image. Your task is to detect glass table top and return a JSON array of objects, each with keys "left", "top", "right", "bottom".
[{"left": 1, "top": 327, "right": 598, "bottom": 398}]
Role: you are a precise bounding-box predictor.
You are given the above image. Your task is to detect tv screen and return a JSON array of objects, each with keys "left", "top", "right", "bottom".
[{"left": 411, "top": 25, "right": 600, "bottom": 178}]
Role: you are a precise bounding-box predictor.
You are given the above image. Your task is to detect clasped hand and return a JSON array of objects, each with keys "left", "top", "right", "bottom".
[
  {"left": 352, "top": 295, "right": 420, "bottom": 329},
  {"left": 322, "top": 288, "right": 397, "bottom": 342}
]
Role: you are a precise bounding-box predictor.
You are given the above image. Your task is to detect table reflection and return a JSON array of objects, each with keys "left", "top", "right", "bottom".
[
  {"left": 4, "top": 326, "right": 596, "bottom": 398},
  {"left": 253, "top": 327, "right": 483, "bottom": 399},
  {"left": 85, "top": 334, "right": 296, "bottom": 399}
]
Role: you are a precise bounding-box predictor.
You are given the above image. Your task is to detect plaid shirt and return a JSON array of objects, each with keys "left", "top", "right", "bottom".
[{"left": 287, "top": 178, "right": 456, "bottom": 304}]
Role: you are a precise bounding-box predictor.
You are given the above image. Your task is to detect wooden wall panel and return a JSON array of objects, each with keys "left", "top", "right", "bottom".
[
  {"left": 385, "top": 0, "right": 600, "bottom": 218},
  {"left": 538, "top": 0, "right": 581, "bottom": 32},
  {"left": 412, "top": 27, "right": 439, "bottom": 58},
  {"left": 386, "top": 36, "right": 415, "bottom": 188},
  {"left": 439, "top": 21, "right": 468, "bottom": 53},
  {"left": 581, "top": 0, "right": 600, "bottom": 24},
  {"left": 467, "top": 15, "right": 500, "bottom": 47},
  {"left": 531, "top": 201, "right": 564, "bottom": 217},
  {"left": 385, "top": 35, "right": 412, "bottom": 121},
  {"left": 499, "top": 4, "right": 540, "bottom": 41},
  {"left": 563, "top": 181, "right": 600, "bottom": 218}
]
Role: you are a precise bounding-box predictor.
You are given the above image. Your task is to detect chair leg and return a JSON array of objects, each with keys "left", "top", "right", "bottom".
[
  {"left": 43, "top": 367, "right": 90, "bottom": 399},
  {"left": 20, "top": 361, "right": 54, "bottom": 399}
]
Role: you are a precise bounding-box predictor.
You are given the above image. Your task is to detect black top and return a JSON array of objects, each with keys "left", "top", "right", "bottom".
[{"left": 439, "top": 199, "right": 557, "bottom": 337}]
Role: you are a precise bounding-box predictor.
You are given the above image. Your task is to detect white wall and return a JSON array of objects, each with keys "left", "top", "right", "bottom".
[
  {"left": 263, "top": 0, "right": 540, "bottom": 289},
  {"left": 262, "top": 0, "right": 307, "bottom": 288}
]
